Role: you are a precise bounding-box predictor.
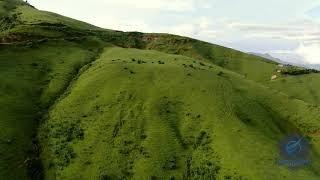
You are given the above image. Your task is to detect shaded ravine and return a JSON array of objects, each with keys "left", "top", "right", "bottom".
[{"left": 28, "top": 46, "right": 105, "bottom": 179}]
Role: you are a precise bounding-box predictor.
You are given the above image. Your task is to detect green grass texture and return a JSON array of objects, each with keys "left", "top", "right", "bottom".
[{"left": 0, "top": 0, "right": 319, "bottom": 179}]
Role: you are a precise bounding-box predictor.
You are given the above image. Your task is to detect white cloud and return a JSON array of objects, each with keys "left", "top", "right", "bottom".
[
  {"left": 226, "top": 20, "right": 320, "bottom": 44},
  {"left": 272, "top": 43, "right": 320, "bottom": 64},
  {"left": 223, "top": 19, "right": 320, "bottom": 64},
  {"left": 126, "top": 0, "right": 194, "bottom": 12},
  {"left": 28, "top": 0, "right": 197, "bottom": 13},
  {"left": 306, "top": 5, "right": 320, "bottom": 18},
  {"left": 171, "top": 17, "right": 219, "bottom": 39},
  {"left": 103, "top": 0, "right": 206, "bottom": 12},
  {"left": 271, "top": 50, "right": 295, "bottom": 54},
  {"left": 171, "top": 24, "right": 197, "bottom": 36},
  {"left": 295, "top": 43, "right": 320, "bottom": 64},
  {"left": 110, "top": 0, "right": 214, "bottom": 12}
]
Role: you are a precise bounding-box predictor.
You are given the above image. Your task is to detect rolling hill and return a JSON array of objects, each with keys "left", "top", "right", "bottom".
[{"left": 0, "top": 0, "right": 320, "bottom": 179}]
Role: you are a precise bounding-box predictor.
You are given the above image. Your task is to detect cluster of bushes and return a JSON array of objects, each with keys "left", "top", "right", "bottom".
[
  {"left": 0, "top": 13, "right": 20, "bottom": 31},
  {"left": 46, "top": 120, "right": 85, "bottom": 169},
  {"left": 182, "top": 63, "right": 204, "bottom": 70},
  {"left": 54, "top": 144, "right": 76, "bottom": 168},
  {"left": 217, "top": 71, "right": 224, "bottom": 76},
  {"left": 99, "top": 31, "right": 146, "bottom": 49},
  {"left": 281, "top": 66, "right": 319, "bottom": 75},
  {"left": 162, "top": 156, "right": 178, "bottom": 170},
  {"left": 158, "top": 61, "right": 165, "bottom": 64},
  {"left": 65, "top": 123, "right": 84, "bottom": 141},
  {"left": 183, "top": 157, "right": 221, "bottom": 180},
  {"left": 137, "top": 60, "right": 146, "bottom": 64},
  {"left": 131, "top": 58, "right": 148, "bottom": 64},
  {"left": 50, "top": 120, "right": 84, "bottom": 142},
  {"left": 123, "top": 67, "right": 135, "bottom": 74}
]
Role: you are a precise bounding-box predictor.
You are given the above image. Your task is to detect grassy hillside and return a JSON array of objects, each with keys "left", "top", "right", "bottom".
[
  {"left": 142, "top": 34, "right": 278, "bottom": 83},
  {"left": 39, "top": 47, "right": 320, "bottom": 179},
  {"left": 266, "top": 73, "right": 320, "bottom": 105},
  {"left": 0, "top": 0, "right": 320, "bottom": 179},
  {"left": 0, "top": 37, "right": 104, "bottom": 179},
  {"left": 1, "top": 0, "right": 278, "bottom": 84}
]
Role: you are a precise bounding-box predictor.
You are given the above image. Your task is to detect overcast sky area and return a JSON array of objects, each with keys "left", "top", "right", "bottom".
[{"left": 27, "top": 0, "right": 320, "bottom": 64}]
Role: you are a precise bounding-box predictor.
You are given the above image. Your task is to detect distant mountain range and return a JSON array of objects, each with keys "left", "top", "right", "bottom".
[{"left": 249, "top": 52, "right": 320, "bottom": 70}]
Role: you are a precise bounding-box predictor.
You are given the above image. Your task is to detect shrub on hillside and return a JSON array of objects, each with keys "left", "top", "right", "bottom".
[
  {"left": 199, "top": 62, "right": 205, "bottom": 66},
  {"left": 0, "top": 13, "right": 20, "bottom": 31},
  {"left": 281, "top": 66, "right": 319, "bottom": 75},
  {"left": 137, "top": 60, "right": 146, "bottom": 64},
  {"left": 217, "top": 71, "right": 223, "bottom": 76}
]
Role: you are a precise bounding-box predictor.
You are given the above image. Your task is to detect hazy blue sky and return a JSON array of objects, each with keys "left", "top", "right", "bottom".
[{"left": 28, "top": 0, "right": 320, "bottom": 64}]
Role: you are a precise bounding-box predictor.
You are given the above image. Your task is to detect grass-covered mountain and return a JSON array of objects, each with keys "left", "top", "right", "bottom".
[{"left": 1, "top": 0, "right": 320, "bottom": 179}]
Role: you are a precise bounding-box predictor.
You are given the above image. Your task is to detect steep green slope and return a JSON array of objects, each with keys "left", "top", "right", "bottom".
[
  {"left": 0, "top": 0, "right": 24, "bottom": 15},
  {"left": 143, "top": 34, "right": 278, "bottom": 83},
  {"left": 0, "top": 0, "right": 320, "bottom": 179},
  {"left": 39, "top": 47, "right": 320, "bottom": 180},
  {"left": 0, "top": 38, "right": 104, "bottom": 179},
  {"left": 15, "top": 5, "right": 100, "bottom": 30},
  {"left": 141, "top": 34, "right": 320, "bottom": 107},
  {"left": 265, "top": 73, "right": 320, "bottom": 105},
  {"left": 0, "top": 0, "right": 103, "bottom": 43}
]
